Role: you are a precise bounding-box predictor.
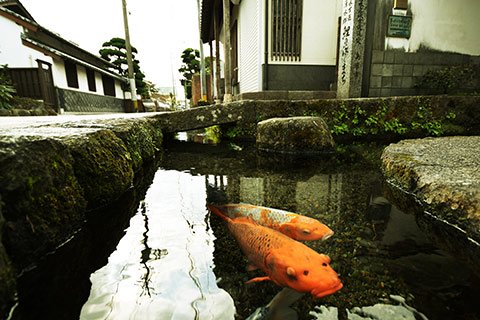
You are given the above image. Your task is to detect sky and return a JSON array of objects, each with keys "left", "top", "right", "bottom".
[{"left": 21, "top": 0, "right": 201, "bottom": 94}]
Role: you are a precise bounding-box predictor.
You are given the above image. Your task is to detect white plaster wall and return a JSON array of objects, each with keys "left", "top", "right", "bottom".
[
  {"left": 386, "top": 0, "right": 480, "bottom": 55},
  {"left": 0, "top": 16, "right": 53, "bottom": 67},
  {"left": 268, "top": 0, "right": 341, "bottom": 65},
  {"left": 114, "top": 80, "right": 124, "bottom": 99},
  {"left": 300, "top": 0, "right": 341, "bottom": 65},
  {"left": 95, "top": 72, "right": 105, "bottom": 95},
  {"left": 238, "top": 0, "right": 263, "bottom": 92},
  {"left": 77, "top": 65, "right": 89, "bottom": 92},
  {"left": 51, "top": 58, "right": 68, "bottom": 88}
]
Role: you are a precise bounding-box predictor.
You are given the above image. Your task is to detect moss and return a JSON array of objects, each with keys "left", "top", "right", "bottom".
[
  {"left": 0, "top": 195, "right": 17, "bottom": 317},
  {"left": 68, "top": 130, "right": 134, "bottom": 209},
  {"left": 0, "top": 138, "right": 86, "bottom": 269},
  {"left": 110, "top": 119, "right": 163, "bottom": 172}
]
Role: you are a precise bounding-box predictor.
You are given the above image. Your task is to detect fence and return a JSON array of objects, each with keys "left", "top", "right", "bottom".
[{"left": 7, "top": 68, "right": 43, "bottom": 99}]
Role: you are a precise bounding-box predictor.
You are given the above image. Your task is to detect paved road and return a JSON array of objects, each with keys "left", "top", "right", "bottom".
[{"left": 0, "top": 113, "right": 163, "bottom": 137}]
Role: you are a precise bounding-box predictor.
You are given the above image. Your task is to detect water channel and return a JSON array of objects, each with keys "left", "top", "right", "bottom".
[{"left": 10, "top": 135, "right": 480, "bottom": 320}]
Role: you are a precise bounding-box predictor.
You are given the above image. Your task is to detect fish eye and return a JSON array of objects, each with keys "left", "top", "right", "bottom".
[
  {"left": 322, "top": 263, "right": 328, "bottom": 267},
  {"left": 303, "top": 270, "right": 309, "bottom": 276},
  {"left": 302, "top": 229, "right": 311, "bottom": 234}
]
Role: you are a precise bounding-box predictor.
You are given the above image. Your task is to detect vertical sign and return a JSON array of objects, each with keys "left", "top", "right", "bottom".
[{"left": 337, "top": 0, "right": 368, "bottom": 98}]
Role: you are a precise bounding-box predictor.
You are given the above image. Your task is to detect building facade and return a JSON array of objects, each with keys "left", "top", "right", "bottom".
[
  {"left": 201, "top": 0, "right": 480, "bottom": 99},
  {"left": 0, "top": 1, "right": 127, "bottom": 112}
]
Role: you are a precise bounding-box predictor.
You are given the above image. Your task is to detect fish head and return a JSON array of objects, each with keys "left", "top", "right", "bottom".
[
  {"left": 267, "top": 251, "right": 342, "bottom": 298},
  {"left": 283, "top": 218, "right": 334, "bottom": 241}
]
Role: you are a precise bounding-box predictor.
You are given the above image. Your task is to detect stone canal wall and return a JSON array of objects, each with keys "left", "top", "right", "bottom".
[
  {"left": 156, "top": 95, "right": 480, "bottom": 142},
  {"left": 0, "top": 114, "right": 163, "bottom": 314}
]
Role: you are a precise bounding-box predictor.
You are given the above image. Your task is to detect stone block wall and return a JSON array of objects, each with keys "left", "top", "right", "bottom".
[
  {"left": 57, "top": 88, "right": 125, "bottom": 113},
  {"left": 368, "top": 50, "right": 480, "bottom": 97}
]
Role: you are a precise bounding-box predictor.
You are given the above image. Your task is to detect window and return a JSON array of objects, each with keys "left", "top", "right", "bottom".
[
  {"left": 86, "top": 68, "right": 96, "bottom": 92},
  {"left": 64, "top": 60, "right": 79, "bottom": 88},
  {"left": 271, "top": 0, "right": 303, "bottom": 61},
  {"left": 102, "top": 74, "right": 116, "bottom": 97}
]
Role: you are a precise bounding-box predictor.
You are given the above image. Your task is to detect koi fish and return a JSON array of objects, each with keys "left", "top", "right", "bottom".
[
  {"left": 207, "top": 203, "right": 334, "bottom": 241},
  {"left": 208, "top": 207, "right": 343, "bottom": 298}
]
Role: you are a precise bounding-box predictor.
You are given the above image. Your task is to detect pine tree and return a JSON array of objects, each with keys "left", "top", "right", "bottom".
[{"left": 99, "top": 37, "right": 148, "bottom": 98}]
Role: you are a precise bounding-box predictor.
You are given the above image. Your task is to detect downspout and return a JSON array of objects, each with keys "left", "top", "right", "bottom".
[{"left": 263, "top": 0, "right": 269, "bottom": 91}]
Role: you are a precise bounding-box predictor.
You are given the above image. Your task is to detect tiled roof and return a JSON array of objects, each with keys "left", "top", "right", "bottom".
[
  {"left": 22, "top": 36, "right": 126, "bottom": 82},
  {"left": 0, "top": 0, "right": 35, "bottom": 21}
]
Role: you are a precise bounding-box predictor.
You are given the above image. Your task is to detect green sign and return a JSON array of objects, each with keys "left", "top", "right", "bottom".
[{"left": 387, "top": 15, "right": 412, "bottom": 38}]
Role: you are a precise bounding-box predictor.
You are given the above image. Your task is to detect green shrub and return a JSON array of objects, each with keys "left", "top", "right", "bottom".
[
  {"left": 0, "top": 66, "right": 16, "bottom": 109},
  {"left": 330, "top": 99, "right": 455, "bottom": 138},
  {"left": 415, "top": 64, "right": 476, "bottom": 94}
]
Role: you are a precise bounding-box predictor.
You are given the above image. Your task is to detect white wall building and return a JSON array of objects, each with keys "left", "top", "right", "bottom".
[
  {"left": 201, "top": 0, "right": 480, "bottom": 99},
  {"left": 0, "top": 1, "right": 127, "bottom": 112}
]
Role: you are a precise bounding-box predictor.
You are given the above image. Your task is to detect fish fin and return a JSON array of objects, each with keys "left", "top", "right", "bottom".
[
  {"left": 234, "top": 216, "right": 258, "bottom": 225},
  {"left": 206, "top": 204, "right": 231, "bottom": 222},
  {"left": 246, "top": 264, "right": 259, "bottom": 272},
  {"left": 246, "top": 276, "right": 271, "bottom": 283}
]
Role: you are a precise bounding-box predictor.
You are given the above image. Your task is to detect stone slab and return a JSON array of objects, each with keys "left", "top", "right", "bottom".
[
  {"left": 381, "top": 136, "right": 480, "bottom": 273},
  {"left": 256, "top": 116, "right": 335, "bottom": 153},
  {"left": 382, "top": 136, "right": 480, "bottom": 217}
]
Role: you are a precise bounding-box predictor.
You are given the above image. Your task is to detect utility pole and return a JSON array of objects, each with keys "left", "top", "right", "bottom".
[
  {"left": 122, "top": 0, "right": 138, "bottom": 110},
  {"left": 196, "top": 0, "right": 208, "bottom": 102},
  {"left": 222, "top": 0, "right": 232, "bottom": 102}
]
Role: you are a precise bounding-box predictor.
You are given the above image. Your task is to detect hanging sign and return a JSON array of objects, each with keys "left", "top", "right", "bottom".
[{"left": 387, "top": 15, "right": 412, "bottom": 38}]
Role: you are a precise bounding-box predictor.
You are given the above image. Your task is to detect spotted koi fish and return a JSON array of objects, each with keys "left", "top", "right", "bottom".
[
  {"left": 207, "top": 203, "right": 333, "bottom": 241},
  {"left": 208, "top": 208, "right": 343, "bottom": 298}
]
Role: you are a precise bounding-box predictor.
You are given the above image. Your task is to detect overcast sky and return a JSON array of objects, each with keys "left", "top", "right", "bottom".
[{"left": 21, "top": 0, "right": 201, "bottom": 93}]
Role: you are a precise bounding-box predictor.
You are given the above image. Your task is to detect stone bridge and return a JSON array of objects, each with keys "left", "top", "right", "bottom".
[{"left": 155, "top": 100, "right": 257, "bottom": 133}]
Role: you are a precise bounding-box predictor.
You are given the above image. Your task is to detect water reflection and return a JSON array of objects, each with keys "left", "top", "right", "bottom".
[
  {"left": 159, "top": 140, "right": 479, "bottom": 320},
  {"left": 59, "top": 140, "right": 480, "bottom": 320},
  {"left": 80, "top": 171, "right": 235, "bottom": 320}
]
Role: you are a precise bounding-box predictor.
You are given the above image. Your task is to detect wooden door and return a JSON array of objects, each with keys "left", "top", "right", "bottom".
[{"left": 37, "top": 60, "right": 57, "bottom": 110}]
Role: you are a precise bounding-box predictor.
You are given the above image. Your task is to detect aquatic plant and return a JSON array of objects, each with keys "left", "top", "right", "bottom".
[{"left": 330, "top": 99, "right": 456, "bottom": 138}]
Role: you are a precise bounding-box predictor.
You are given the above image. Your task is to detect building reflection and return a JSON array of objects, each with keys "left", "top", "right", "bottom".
[{"left": 206, "top": 172, "right": 345, "bottom": 221}]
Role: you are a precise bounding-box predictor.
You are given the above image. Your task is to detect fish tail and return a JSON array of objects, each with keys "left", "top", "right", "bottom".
[{"left": 207, "top": 204, "right": 231, "bottom": 222}]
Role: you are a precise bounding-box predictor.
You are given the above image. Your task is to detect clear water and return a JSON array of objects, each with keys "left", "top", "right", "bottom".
[
  {"left": 79, "top": 170, "right": 236, "bottom": 319},
  {"left": 11, "top": 139, "right": 480, "bottom": 320}
]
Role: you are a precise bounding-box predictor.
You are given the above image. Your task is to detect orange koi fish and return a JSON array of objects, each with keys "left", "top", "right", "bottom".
[
  {"left": 208, "top": 207, "right": 343, "bottom": 298},
  {"left": 207, "top": 203, "right": 334, "bottom": 241}
]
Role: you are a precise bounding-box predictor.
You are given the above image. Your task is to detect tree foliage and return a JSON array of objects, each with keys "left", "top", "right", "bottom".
[
  {"left": 99, "top": 37, "right": 149, "bottom": 98},
  {"left": 178, "top": 48, "right": 200, "bottom": 99}
]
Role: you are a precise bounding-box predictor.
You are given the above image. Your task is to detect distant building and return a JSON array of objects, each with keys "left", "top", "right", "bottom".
[
  {"left": 155, "top": 86, "right": 176, "bottom": 95},
  {"left": 200, "top": 0, "right": 480, "bottom": 99},
  {"left": 0, "top": 0, "right": 128, "bottom": 113}
]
